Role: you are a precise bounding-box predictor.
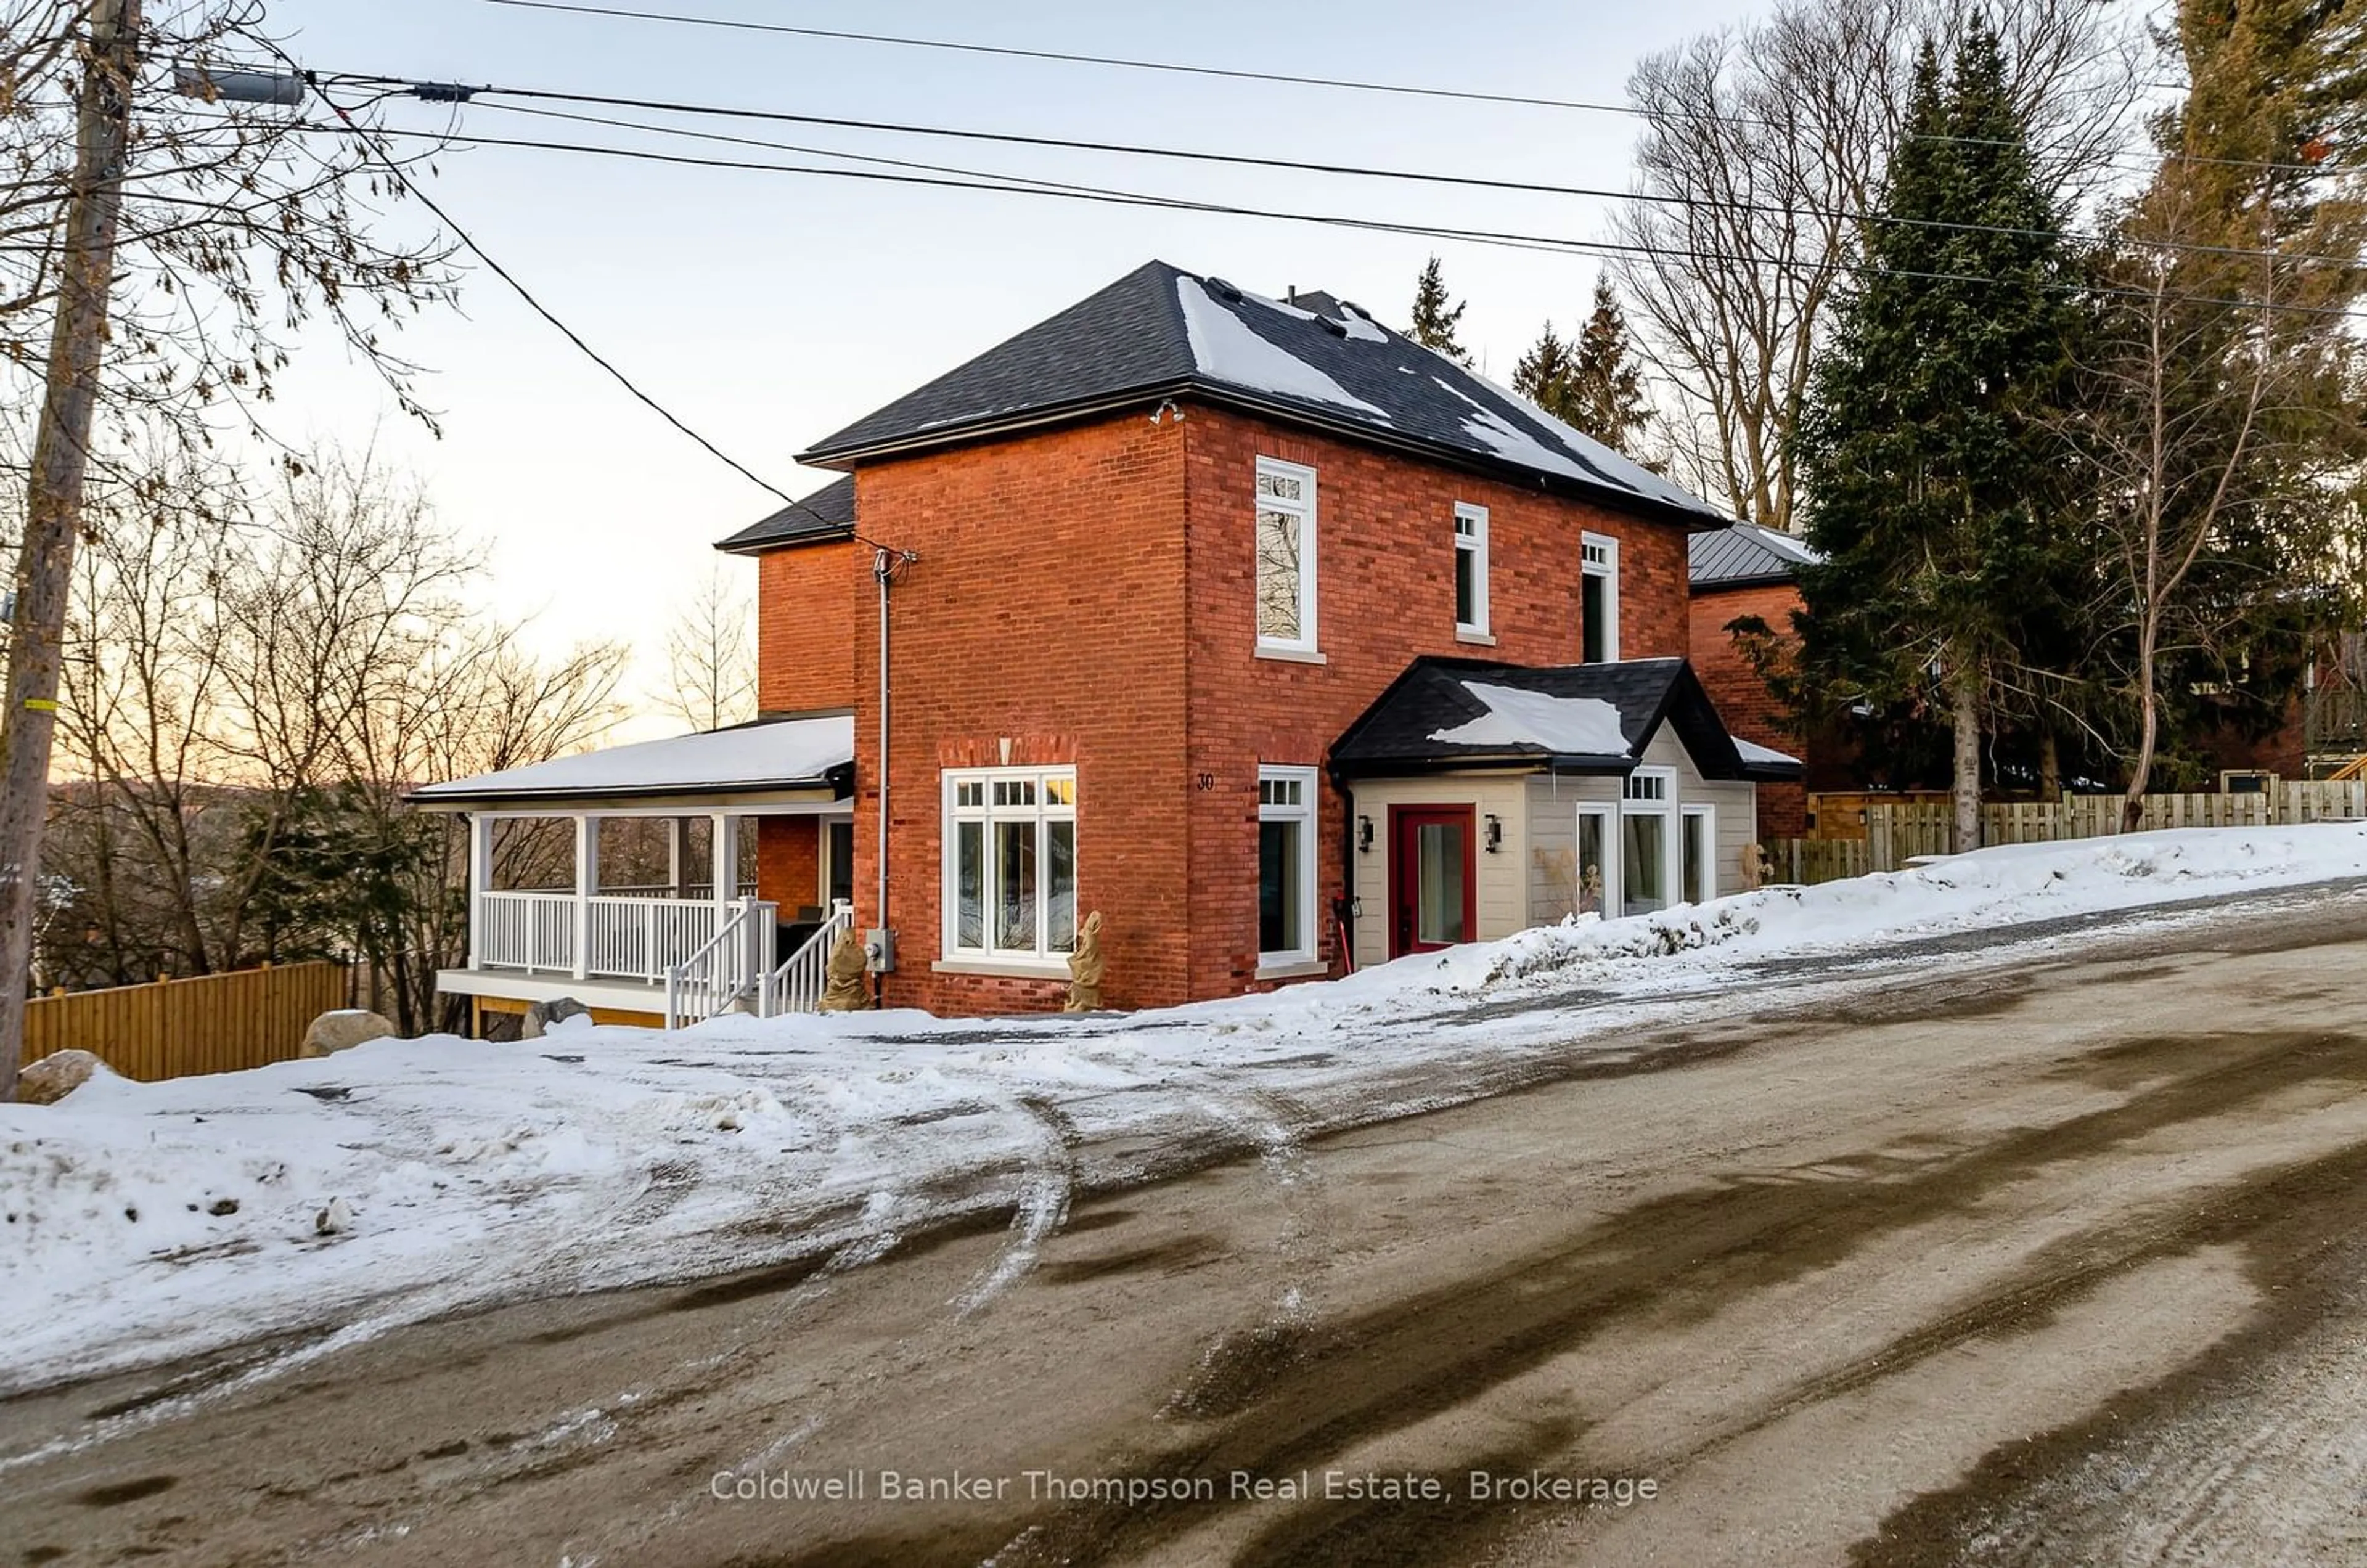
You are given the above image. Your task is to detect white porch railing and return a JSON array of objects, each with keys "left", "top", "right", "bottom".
[
  {"left": 477, "top": 891, "right": 580, "bottom": 974},
  {"left": 476, "top": 890, "right": 780, "bottom": 987},
  {"left": 761, "top": 900, "right": 854, "bottom": 1016},
  {"left": 664, "top": 896, "right": 779, "bottom": 1030}
]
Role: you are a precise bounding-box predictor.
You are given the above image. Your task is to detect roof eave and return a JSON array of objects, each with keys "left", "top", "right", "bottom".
[
  {"left": 1331, "top": 749, "right": 1633, "bottom": 779},
  {"left": 713, "top": 524, "right": 857, "bottom": 557},
  {"left": 407, "top": 774, "right": 851, "bottom": 811},
  {"left": 1690, "top": 570, "right": 1801, "bottom": 592}
]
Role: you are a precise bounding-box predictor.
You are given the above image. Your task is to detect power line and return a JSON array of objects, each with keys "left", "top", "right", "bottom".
[
  {"left": 315, "top": 117, "right": 2367, "bottom": 324},
  {"left": 399, "top": 80, "right": 2367, "bottom": 274},
  {"left": 285, "top": 72, "right": 862, "bottom": 540},
  {"left": 478, "top": 0, "right": 2349, "bottom": 180}
]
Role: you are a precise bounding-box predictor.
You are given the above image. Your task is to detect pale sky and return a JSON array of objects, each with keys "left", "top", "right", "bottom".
[{"left": 260, "top": 0, "right": 1750, "bottom": 735}]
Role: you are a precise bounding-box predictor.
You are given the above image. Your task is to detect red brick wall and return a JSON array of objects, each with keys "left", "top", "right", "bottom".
[
  {"left": 757, "top": 540, "right": 860, "bottom": 714},
  {"left": 755, "top": 817, "right": 820, "bottom": 913},
  {"left": 1179, "top": 407, "right": 1693, "bottom": 999},
  {"left": 852, "top": 415, "right": 1192, "bottom": 1016},
  {"left": 838, "top": 401, "right": 1699, "bottom": 1017},
  {"left": 1688, "top": 580, "right": 1807, "bottom": 839}
]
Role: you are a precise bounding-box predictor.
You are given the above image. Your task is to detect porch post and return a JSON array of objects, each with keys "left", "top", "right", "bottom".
[
  {"left": 573, "top": 814, "right": 599, "bottom": 981},
  {"left": 467, "top": 812, "right": 492, "bottom": 970},
  {"left": 709, "top": 812, "right": 737, "bottom": 908},
  {"left": 666, "top": 815, "right": 688, "bottom": 899}
]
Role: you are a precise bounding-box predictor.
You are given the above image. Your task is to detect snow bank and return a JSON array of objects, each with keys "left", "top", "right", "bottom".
[{"left": 6, "top": 824, "right": 2365, "bottom": 1398}]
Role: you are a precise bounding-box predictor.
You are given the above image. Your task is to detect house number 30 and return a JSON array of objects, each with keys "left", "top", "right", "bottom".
[{"left": 1196, "top": 772, "right": 1216, "bottom": 791}]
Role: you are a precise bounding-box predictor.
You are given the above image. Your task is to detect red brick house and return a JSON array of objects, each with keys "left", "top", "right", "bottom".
[
  {"left": 1686, "top": 522, "right": 1822, "bottom": 839},
  {"left": 420, "top": 263, "right": 1797, "bottom": 1024}
]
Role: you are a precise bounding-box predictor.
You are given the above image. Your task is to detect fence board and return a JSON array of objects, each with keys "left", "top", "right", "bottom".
[
  {"left": 1775, "top": 780, "right": 2367, "bottom": 886},
  {"left": 22, "top": 962, "right": 350, "bottom": 1083}
]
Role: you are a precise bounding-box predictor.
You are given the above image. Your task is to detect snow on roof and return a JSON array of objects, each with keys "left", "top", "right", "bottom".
[
  {"left": 1175, "top": 275, "right": 1390, "bottom": 420},
  {"left": 1735, "top": 737, "right": 1802, "bottom": 769},
  {"left": 411, "top": 714, "right": 854, "bottom": 806},
  {"left": 1428, "top": 682, "right": 1633, "bottom": 756}
]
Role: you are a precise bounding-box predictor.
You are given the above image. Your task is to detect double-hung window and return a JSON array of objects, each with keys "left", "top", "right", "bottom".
[
  {"left": 1255, "top": 457, "right": 1318, "bottom": 655},
  {"left": 1257, "top": 766, "right": 1318, "bottom": 968},
  {"left": 945, "top": 767, "right": 1077, "bottom": 963},
  {"left": 1581, "top": 531, "right": 1621, "bottom": 663},
  {"left": 1453, "top": 502, "right": 1489, "bottom": 637}
]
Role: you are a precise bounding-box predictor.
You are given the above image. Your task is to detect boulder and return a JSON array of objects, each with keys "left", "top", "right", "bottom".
[
  {"left": 18, "top": 1048, "right": 107, "bottom": 1105},
  {"left": 520, "top": 996, "right": 591, "bottom": 1040},
  {"left": 301, "top": 1009, "right": 394, "bottom": 1059}
]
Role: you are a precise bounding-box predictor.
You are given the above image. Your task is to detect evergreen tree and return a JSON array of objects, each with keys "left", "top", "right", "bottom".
[
  {"left": 1789, "top": 20, "right": 2084, "bottom": 851},
  {"left": 1512, "top": 322, "right": 1580, "bottom": 423},
  {"left": 1567, "top": 279, "right": 1653, "bottom": 458},
  {"left": 1408, "top": 256, "right": 1473, "bottom": 364}
]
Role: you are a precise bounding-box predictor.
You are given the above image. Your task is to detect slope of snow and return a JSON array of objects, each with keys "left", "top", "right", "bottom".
[
  {"left": 410, "top": 714, "right": 853, "bottom": 801},
  {"left": 1736, "top": 736, "right": 1803, "bottom": 767},
  {"left": 7, "top": 824, "right": 2367, "bottom": 1397},
  {"left": 1431, "top": 681, "right": 1631, "bottom": 755},
  {"left": 1176, "top": 277, "right": 1389, "bottom": 419}
]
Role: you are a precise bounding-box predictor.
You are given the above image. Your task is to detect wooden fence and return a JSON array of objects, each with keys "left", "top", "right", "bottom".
[
  {"left": 23, "top": 961, "right": 350, "bottom": 1082},
  {"left": 1770, "top": 780, "right": 2367, "bottom": 886}
]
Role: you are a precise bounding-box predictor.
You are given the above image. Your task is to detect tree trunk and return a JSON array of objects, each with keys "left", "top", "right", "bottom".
[
  {"left": 1951, "top": 663, "right": 1982, "bottom": 855},
  {"left": 2124, "top": 665, "right": 2159, "bottom": 833},
  {"left": 2038, "top": 728, "right": 2062, "bottom": 801},
  {"left": 0, "top": 0, "right": 141, "bottom": 1101}
]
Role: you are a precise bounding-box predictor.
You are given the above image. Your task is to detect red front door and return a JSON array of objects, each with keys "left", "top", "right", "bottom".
[{"left": 1389, "top": 806, "right": 1477, "bottom": 958}]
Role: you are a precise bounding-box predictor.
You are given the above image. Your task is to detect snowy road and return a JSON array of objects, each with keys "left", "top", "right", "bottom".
[{"left": 9, "top": 875, "right": 2367, "bottom": 1565}]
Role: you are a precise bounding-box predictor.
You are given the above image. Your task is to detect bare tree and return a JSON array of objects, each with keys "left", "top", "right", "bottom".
[
  {"left": 657, "top": 561, "right": 757, "bottom": 731},
  {"left": 1611, "top": 0, "right": 2143, "bottom": 529}
]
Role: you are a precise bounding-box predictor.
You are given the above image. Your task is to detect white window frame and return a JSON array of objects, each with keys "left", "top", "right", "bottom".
[
  {"left": 942, "top": 766, "right": 1078, "bottom": 968},
  {"left": 1257, "top": 765, "right": 1320, "bottom": 971},
  {"left": 1576, "top": 802, "right": 1619, "bottom": 920},
  {"left": 1619, "top": 765, "right": 1675, "bottom": 914},
  {"left": 1581, "top": 531, "right": 1621, "bottom": 663},
  {"left": 1453, "top": 502, "right": 1490, "bottom": 639},
  {"left": 1681, "top": 803, "right": 1716, "bottom": 905},
  {"left": 1254, "top": 456, "right": 1319, "bottom": 657}
]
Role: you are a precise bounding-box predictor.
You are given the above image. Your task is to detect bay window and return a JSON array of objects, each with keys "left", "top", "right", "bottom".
[{"left": 945, "top": 767, "right": 1077, "bottom": 963}]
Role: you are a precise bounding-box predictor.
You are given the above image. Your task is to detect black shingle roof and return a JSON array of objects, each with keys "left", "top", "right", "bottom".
[
  {"left": 1331, "top": 656, "right": 1801, "bottom": 780},
  {"left": 798, "top": 261, "right": 1733, "bottom": 529},
  {"left": 1689, "top": 520, "right": 1821, "bottom": 589},
  {"left": 713, "top": 475, "right": 856, "bottom": 555}
]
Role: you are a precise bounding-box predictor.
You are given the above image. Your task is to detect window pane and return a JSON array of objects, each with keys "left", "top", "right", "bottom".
[
  {"left": 1683, "top": 814, "right": 1708, "bottom": 904},
  {"left": 1578, "top": 812, "right": 1608, "bottom": 915},
  {"left": 1256, "top": 507, "right": 1303, "bottom": 642},
  {"left": 1417, "top": 822, "right": 1467, "bottom": 944},
  {"left": 1047, "top": 821, "right": 1076, "bottom": 953},
  {"left": 1455, "top": 546, "right": 1476, "bottom": 627},
  {"left": 1623, "top": 814, "right": 1667, "bottom": 915},
  {"left": 955, "top": 822, "right": 984, "bottom": 949},
  {"left": 828, "top": 821, "right": 855, "bottom": 906},
  {"left": 1259, "top": 819, "right": 1302, "bottom": 954},
  {"left": 996, "top": 820, "right": 1037, "bottom": 950},
  {"left": 1582, "top": 574, "right": 1607, "bottom": 663}
]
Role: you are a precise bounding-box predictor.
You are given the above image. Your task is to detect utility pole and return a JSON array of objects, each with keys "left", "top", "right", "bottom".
[{"left": 0, "top": 0, "right": 141, "bottom": 1101}]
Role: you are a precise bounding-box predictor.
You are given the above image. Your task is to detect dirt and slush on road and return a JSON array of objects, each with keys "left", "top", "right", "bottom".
[{"left": 10, "top": 885, "right": 2367, "bottom": 1566}]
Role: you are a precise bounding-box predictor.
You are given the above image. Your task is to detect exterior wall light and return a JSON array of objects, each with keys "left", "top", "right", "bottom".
[
  {"left": 1357, "top": 815, "right": 1374, "bottom": 854},
  {"left": 1483, "top": 814, "right": 1503, "bottom": 853}
]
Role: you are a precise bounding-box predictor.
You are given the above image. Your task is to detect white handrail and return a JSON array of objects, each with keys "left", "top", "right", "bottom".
[
  {"left": 760, "top": 899, "right": 853, "bottom": 1016},
  {"left": 663, "top": 896, "right": 777, "bottom": 1030}
]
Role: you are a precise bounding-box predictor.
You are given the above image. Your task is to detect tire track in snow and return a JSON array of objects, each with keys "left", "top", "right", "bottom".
[{"left": 952, "top": 1096, "right": 1081, "bottom": 1320}]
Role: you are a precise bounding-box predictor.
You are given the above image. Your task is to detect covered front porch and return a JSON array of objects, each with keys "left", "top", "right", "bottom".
[{"left": 410, "top": 716, "right": 858, "bottom": 1028}]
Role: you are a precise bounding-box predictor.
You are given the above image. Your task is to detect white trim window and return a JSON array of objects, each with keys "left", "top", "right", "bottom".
[
  {"left": 1581, "top": 531, "right": 1621, "bottom": 663},
  {"left": 1620, "top": 766, "right": 1674, "bottom": 915},
  {"left": 1681, "top": 804, "right": 1716, "bottom": 905},
  {"left": 1453, "top": 502, "right": 1489, "bottom": 637},
  {"left": 1254, "top": 457, "right": 1318, "bottom": 654},
  {"left": 1257, "top": 766, "right": 1318, "bottom": 966},
  {"left": 944, "top": 767, "right": 1078, "bottom": 963}
]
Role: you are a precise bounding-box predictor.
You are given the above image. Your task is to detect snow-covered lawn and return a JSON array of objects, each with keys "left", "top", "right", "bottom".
[{"left": 7, "top": 824, "right": 2366, "bottom": 1402}]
